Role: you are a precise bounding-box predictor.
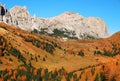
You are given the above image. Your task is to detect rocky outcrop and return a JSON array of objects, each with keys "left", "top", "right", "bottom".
[
  {"left": 0, "top": 3, "right": 110, "bottom": 39},
  {"left": 37, "top": 12, "right": 109, "bottom": 38},
  {"left": 0, "top": 4, "right": 13, "bottom": 25},
  {"left": 10, "top": 6, "right": 40, "bottom": 30}
]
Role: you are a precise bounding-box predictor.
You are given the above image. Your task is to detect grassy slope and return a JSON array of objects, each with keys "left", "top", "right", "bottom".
[{"left": 0, "top": 22, "right": 120, "bottom": 80}]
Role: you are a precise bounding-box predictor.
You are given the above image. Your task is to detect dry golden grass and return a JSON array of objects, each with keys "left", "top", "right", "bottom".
[{"left": 0, "top": 22, "right": 120, "bottom": 80}]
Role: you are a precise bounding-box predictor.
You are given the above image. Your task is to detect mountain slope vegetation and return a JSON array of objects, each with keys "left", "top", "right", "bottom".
[{"left": 0, "top": 22, "right": 120, "bottom": 81}]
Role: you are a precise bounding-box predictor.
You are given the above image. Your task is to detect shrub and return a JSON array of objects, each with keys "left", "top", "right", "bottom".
[
  {"left": 78, "top": 51, "right": 84, "bottom": 57},
  {"left": 100, "top": 72, "right": 105, "bottom": 81},
  {"left": 9, "top": 58, "right": 13, "bottom": 62},
  {"left": 73, "top": 74, "right": 78, "bottom": 81},
  {"left": 66, "top": 72, "right": 73, "bottom": 81},
  {"left": 45, "top": 43, "right": 55, "bottom": 54},
  {"left": 0, "top": 60, "right": 2, "bottom": 64},
  {"left": 38, "top": 55, "right": 40, "bottom": 58},
  {"left": 80, "top": 33, "right": 99, "bottom": 40},
  {"left": 35, "top": 56, "right": 38, "bottom": 62},
  {"left": 94, "top": 73, "right": 99, "bottom": 81},
  {"left": 9, "top": 47, "right": 26, "bottom": 63},
  {"left": 5, "top": 51, "right": 10, "bottom": 56},
  {"left": 32, "top": 39, "right": 41, "bottom": 48},
  {"left": 52, "top": 70, "right": 58, "bottom": 79},
  {"left": 53, "top": 29, "right": 65, "bottom": 37},
  {"left": 97, "top": 51, "right": 102, "bottom": 55},
  {"left": 2, "top": 69, "right": 8, "bottom": 76},
  {"left": 43, "top": 57, "right": 46, "bottom": 61},
  {"left": 94, "top": 50, "right": 102, "bottom": 55},
  {"left": 58, "top": 67, "right": 65, "bottom": 76},
  {"left": 91, "top": 68, "right": 95, "bottom": 76},
  {"left": 103, "top": 49, "right": 112, "bottom": 57},
  {"left": 33, "top": 29, "right": 39, "bottom": 33}
]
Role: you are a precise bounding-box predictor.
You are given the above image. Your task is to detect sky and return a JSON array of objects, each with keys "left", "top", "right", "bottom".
[{"left": 0, "top": 0, "right": 120, "bottom": 34}]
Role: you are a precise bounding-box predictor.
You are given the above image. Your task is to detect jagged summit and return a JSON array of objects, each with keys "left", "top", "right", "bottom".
[
  {"left": 0, "top": 3, "right": 110, "bottom": 39},
  {"left": 56, "top": 12, "right": 84, "bottom": 20},
  {"left": 59, "top": 12, "right": 80, "bottom": 16},
  {"left": 10, "top": 6, "right": 30, "bottom": 19}
]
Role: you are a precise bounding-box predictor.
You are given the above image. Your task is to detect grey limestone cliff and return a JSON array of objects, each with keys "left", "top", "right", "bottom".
[{"left": 0, "top": 3, "right": 110, "bottom": 39}]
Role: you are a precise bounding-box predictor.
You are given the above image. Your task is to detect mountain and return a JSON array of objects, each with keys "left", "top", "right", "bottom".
[
  {"left": 0, "top": 3, "right": 109, "bottom": 39},
  {"left": 0, "top": 22, "right": 120, "bottom": 81},
  {"left": 1, "top": 3, "right": 120, "bottom": 81}
]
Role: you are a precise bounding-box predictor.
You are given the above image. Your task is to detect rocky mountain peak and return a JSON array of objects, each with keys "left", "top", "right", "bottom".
[
  {"left": 10, "top": 6, "right": 30, "bottom": 19},
  {"left": 57, "top": 12, "right": 84, "bottom": 20},
  {"left": 9, "top": 5, "right": 39, "bottom": 30},
  {"left": 0, "top": 3, "right": 12, "bottom": 25},
  {"left": 0, "top": 3, "right": 110, "bottom": 39},
  {"left": 0, "top": 3, "right": 7, "bottom": 16},
  {"left": 61, "top": 12, "right": 79, "bottom": 15}
]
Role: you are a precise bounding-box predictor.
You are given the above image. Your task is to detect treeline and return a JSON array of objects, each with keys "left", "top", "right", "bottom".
[
  {"left": 33, "top": 28, "right": 78, "bottom": 39},
  {"left": 0, "top": 64, "right": 108, "bottom": 81},
  {"left": 20, "top": 34, "right": 56, "bottom": 54},
  {"left": 94, "top": 44, "right": 120, "bottom": 57},
  {"left": 5, "top": 45, "right": 26, "bottom": 64},
  {"left": 0, "top": 65, "right": 80, "bottom": 81}
]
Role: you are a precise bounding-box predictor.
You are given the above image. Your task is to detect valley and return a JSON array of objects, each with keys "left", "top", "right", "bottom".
[{"left": 0, "top": 22, "right": 120, "bottom": 81}]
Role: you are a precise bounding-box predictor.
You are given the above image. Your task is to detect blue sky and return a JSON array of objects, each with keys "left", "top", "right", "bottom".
[{"left": 0, "top": 0, "right": 120, "bottom": 34}]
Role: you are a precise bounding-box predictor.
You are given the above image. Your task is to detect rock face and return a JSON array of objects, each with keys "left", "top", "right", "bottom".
[
  {"left": 0, "top": 3, "right": 110, "bottom": 39},
  {"left": 0, "top": 4, "right": 12, "bottom": 25},
  {"left": 10, "top": 6, "right": 39, "bottom": 30},
  {"left": 37, "top": 12, "right": 109, "bottom": 38}
]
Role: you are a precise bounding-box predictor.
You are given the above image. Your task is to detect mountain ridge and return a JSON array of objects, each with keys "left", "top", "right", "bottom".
[
  {"left": 0, "top": 3, "right": 109, "bottom": 39},
  {"left": 0, "top": 3, "right": 120, "bottom": 81}
]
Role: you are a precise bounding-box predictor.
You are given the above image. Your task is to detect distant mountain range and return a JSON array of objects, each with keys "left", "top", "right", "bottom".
[{"left": 0, "top": 3, "right": 109, "bottom": 39}]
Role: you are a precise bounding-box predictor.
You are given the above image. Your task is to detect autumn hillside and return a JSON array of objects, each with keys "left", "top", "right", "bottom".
[{"left": 0, "top": 22, "right": 120, "bottom": 81}]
